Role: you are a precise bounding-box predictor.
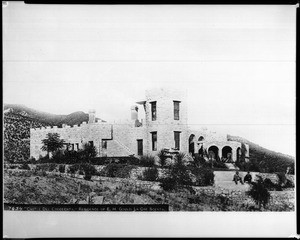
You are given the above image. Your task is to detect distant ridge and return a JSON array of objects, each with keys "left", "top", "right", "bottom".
[{"left": 4, "top": 103, "right": 105, "bottom": 126}]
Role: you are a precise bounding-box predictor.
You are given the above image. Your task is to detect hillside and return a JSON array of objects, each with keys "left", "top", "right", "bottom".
[
  {"left": 3, "top": 104, "right": 105, "bottom": 163},
  {"left": 227, "top": 135, "right": 295, "bottom": 174},
  {"left": 4, "top": 111, "right": 49, "bottom": 163},
  {"left": 4, "top": 104, "right": 105, "bottom": 126}
]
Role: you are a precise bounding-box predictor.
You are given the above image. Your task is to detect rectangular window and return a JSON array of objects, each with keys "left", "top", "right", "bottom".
[
  {"left": 174, "top": 101, "right": 180, "bottom": 120},
  {"left": 150, "top": 101, "right": 157, "bottom": 121},
  {"left": 102, "top": 140, "right": 107, "bottom": 149},
  {"left": 89, "top": 141, "right": 94, "bottom": 147},
  {"left": 174, "top": 131, "right": 181, "bottom": 150},
  {"left": 151, "top": 132, "right": 157, "bottom": 151},
  {"left": 137, "top": 139, "right": 143, "bottom": 155},
  {"left": 76, "top": 143, "right": 79, "bottom": 151},
  {"left": 71, "top": 144, "right": 74, "bottom": 151}
]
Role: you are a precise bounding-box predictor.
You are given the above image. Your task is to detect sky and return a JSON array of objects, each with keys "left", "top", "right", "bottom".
[{"left": 3, "top": 3, "right": 296, "bottom": 157}]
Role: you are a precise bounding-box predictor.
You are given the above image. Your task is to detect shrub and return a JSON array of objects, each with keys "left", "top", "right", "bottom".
[
  {"left": 80, "top": 163, "right": 97, "bottom": 181},
  {"left": 68, "top": 164, "right": 80, "bottom": 174},
  {"left": 247, "top": 176, "right": 271, "bottom": 209},
  {"left": 28, "top": 157, "right": 37, "bottom": 164},
  {"left": 101, "top": 163, "right": 136, "bottom": 178},
  {"left": 140, "top": 155, "right": 156, "bottom": 167},
  {"left": 19, "top": 163, "right": 31, "bottom": 170},
  {"left": 193, "top": 154, "right": 206, "bottom": 168},
  {"left": 190, "top": 167, "right": 214, "bottom": 186},
  {"left": 276, "top": 172, "right": 287, "bottom": 186},
  {"left": 142, "top": 167, "right": 159, "bottom": 181},
  {"left": 263, "top": 178, "right": 282, "bottom": 191},
  {"left": 58, "top": 164, "right": 65, "bottom": 173},
  {"left": 160, "top": 177, "right": 177, "bottom": 191},
  {"left": 160, "top": 152, "right": 193, "bottom": 191}
]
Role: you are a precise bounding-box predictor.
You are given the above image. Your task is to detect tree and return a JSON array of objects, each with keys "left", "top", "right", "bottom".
[
  {"left": 246, "top": 176, "right": 271, "bottom": 210},
  {"left": 81, "top": 142, "right": 97, "bottom": 163},
  {"left": 160, "top": 152, "right": 193, "bottom": 191},
  {"left": 41, "top": 133, "right": 65, "bottom": 158}
]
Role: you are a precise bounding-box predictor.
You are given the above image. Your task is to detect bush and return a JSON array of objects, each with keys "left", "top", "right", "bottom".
[
  {"left": 160, "top": 152, "right": 193, "bottom": 191},
  {"left": 58, "top": 164, "right": 65, "bottom": 173},
  {"left": 19, "top": 163, "right": 31, "bottom": 170},
  {"left": 140, "top": 155, "right": 156, "bottom": 167},
  {"left": 190, "top": 167, "right": 214, "bottom": 186},
  {"left": 141, "top": 167, "right": 159, "bottom": 181},
  {"left": 100, "top": 163, "right": 136, "bottom": 178},
  {"left": 263, "top": 178, "right": 282, "bottom": 191},
  {"left": 160, "top": 177, "right": 177, "bottom": 191},
  {"left": 247, "top": 176, "right": 271, "bottom": 209},
  {"left": 80, "top": 163, "right": 97, "bottom": 181},
  {"left": 193, "top": 154, "right": 206, "bottom": 168},
  {"left": 68, "top": 164, "right": 80, "bottom": 174}
]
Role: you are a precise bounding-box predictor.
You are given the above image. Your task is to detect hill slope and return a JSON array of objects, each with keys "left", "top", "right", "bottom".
[
  {"left": 3, "top": 104, "right": 105, "bottom": 163},
  {"left": 4, "top": 104, "right": 105, "bottom": 126},
  {"left": 227, "top": 135, "right": 295, "bottom": 174}
]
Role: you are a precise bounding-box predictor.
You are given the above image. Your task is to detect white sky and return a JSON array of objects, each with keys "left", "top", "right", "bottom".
[{"left": 3, "top": 3, "right": 296, "bottom": 157}]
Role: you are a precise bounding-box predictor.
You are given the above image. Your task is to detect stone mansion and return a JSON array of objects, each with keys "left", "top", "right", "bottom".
[{"left": 30, "top": 88, "right": 249, "bottom": 162}]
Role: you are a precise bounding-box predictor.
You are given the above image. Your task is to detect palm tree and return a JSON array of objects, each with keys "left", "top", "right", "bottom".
[
  {"left": 157, "top": 149, "right": 168, "bottom": 167},
  {"left": 41, "top": 133, "right": 65, "bottom": 158}
]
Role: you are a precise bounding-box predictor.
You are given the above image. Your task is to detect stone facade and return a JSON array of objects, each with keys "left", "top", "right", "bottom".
[{"left": 30, "top": 88, "right": 249, "bottom": 162}]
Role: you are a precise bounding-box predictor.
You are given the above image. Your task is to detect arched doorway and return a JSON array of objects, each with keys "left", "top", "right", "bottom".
[
  {"left": 188, "top": 134, "right": 195, "bottom": 156},
  {"left": 222, "top": 146, "right": 232, "bottom": 162},
  {"left": 236, "top": 147, "right": 241, "bottom": 162},
  {"left": 208, "top": 146, "right": 219, "bottom": 161}
]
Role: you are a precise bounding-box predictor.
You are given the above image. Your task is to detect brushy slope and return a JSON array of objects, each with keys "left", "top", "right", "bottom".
[{"left": 228, "top": 135, "right": 295, "bottom": 174}]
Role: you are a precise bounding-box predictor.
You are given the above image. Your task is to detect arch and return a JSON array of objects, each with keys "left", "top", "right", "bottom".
[
  {"left": 198, "top": 136, "right": 204, "bottom": 141},
  {"left": 208, "top": 145, "right": 219, "bottom": 161},
  {"left": 236, "top": 147, "right": 241, "bottom": 162},
  {"left": 222, "top": 146, "right": 233, "bottom": 162},
  {"left": 188, "top": 134, "right": 196, "bottom": 155}
]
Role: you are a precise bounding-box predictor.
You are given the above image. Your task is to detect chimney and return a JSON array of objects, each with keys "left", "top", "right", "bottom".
[
  {"left": 88, "top": 109, "right": 96, "bottom": 124},
  {"left": 131, "top": 105, "right": 138, "bottom": 120}
]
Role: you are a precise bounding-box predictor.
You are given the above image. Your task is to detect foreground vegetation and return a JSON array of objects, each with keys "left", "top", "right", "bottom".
[{"left": 4, "top": 169, "right": 294, "bottom": 211}]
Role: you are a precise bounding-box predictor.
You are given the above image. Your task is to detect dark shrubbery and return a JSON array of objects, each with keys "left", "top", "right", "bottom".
[
  {"left": 140, "top": 155, "right": 156, "bottom": 167},
  {"left": 141, "top": 167, "right": 159, "bottom": 181},
  {"left": 80, "top": 163, "right": 97, "bottom": 181},
  {"left": 58, "top": 164, "right": 65, "bottom": 173},
  {"left": 190, "top": 167, "right": 214, "bottom": 186},
  {"left": 100, "top": 163, "right": 136, "bottom": 178},
  {"left": 19, "top": 163, "right": 31, "bottom": 170},
  {"left": 247, "top": 176, "right": 271, "bottom": 209},
  {"left": 160, "top": 153, "right": 192, "bottom": 191}
]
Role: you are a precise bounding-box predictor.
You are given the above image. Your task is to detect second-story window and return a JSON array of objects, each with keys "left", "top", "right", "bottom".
[
  {"left": 150, "top": 101, "right": 157, "bottom": 121},
  {"left": 174, "top": 101, "right": 180, "bottom": 120}
]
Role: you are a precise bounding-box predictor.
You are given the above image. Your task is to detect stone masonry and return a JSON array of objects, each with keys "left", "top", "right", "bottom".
[{"left": 30, "top": 88, "right": 249, "bottom": 162}]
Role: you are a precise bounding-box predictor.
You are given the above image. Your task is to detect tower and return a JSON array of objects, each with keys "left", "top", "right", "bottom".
[
  {"left": 142, "top": 88, "right": 188, "bottom": 153},
  {"left": 88, "top": 109, "right": 96, "bottom": 124}
]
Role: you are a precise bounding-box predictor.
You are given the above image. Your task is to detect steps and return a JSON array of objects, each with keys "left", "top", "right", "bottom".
[
  {"left": 224, "top": 163, "right": 239, "bottom": 170},
  {"left": 113, "top": 138, "right": 135, "bottom": 156}
]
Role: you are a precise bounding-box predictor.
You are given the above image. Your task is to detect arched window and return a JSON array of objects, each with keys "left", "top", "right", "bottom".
[{"left": 198, "top": 136, "right": 204, "bottom": 141}]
